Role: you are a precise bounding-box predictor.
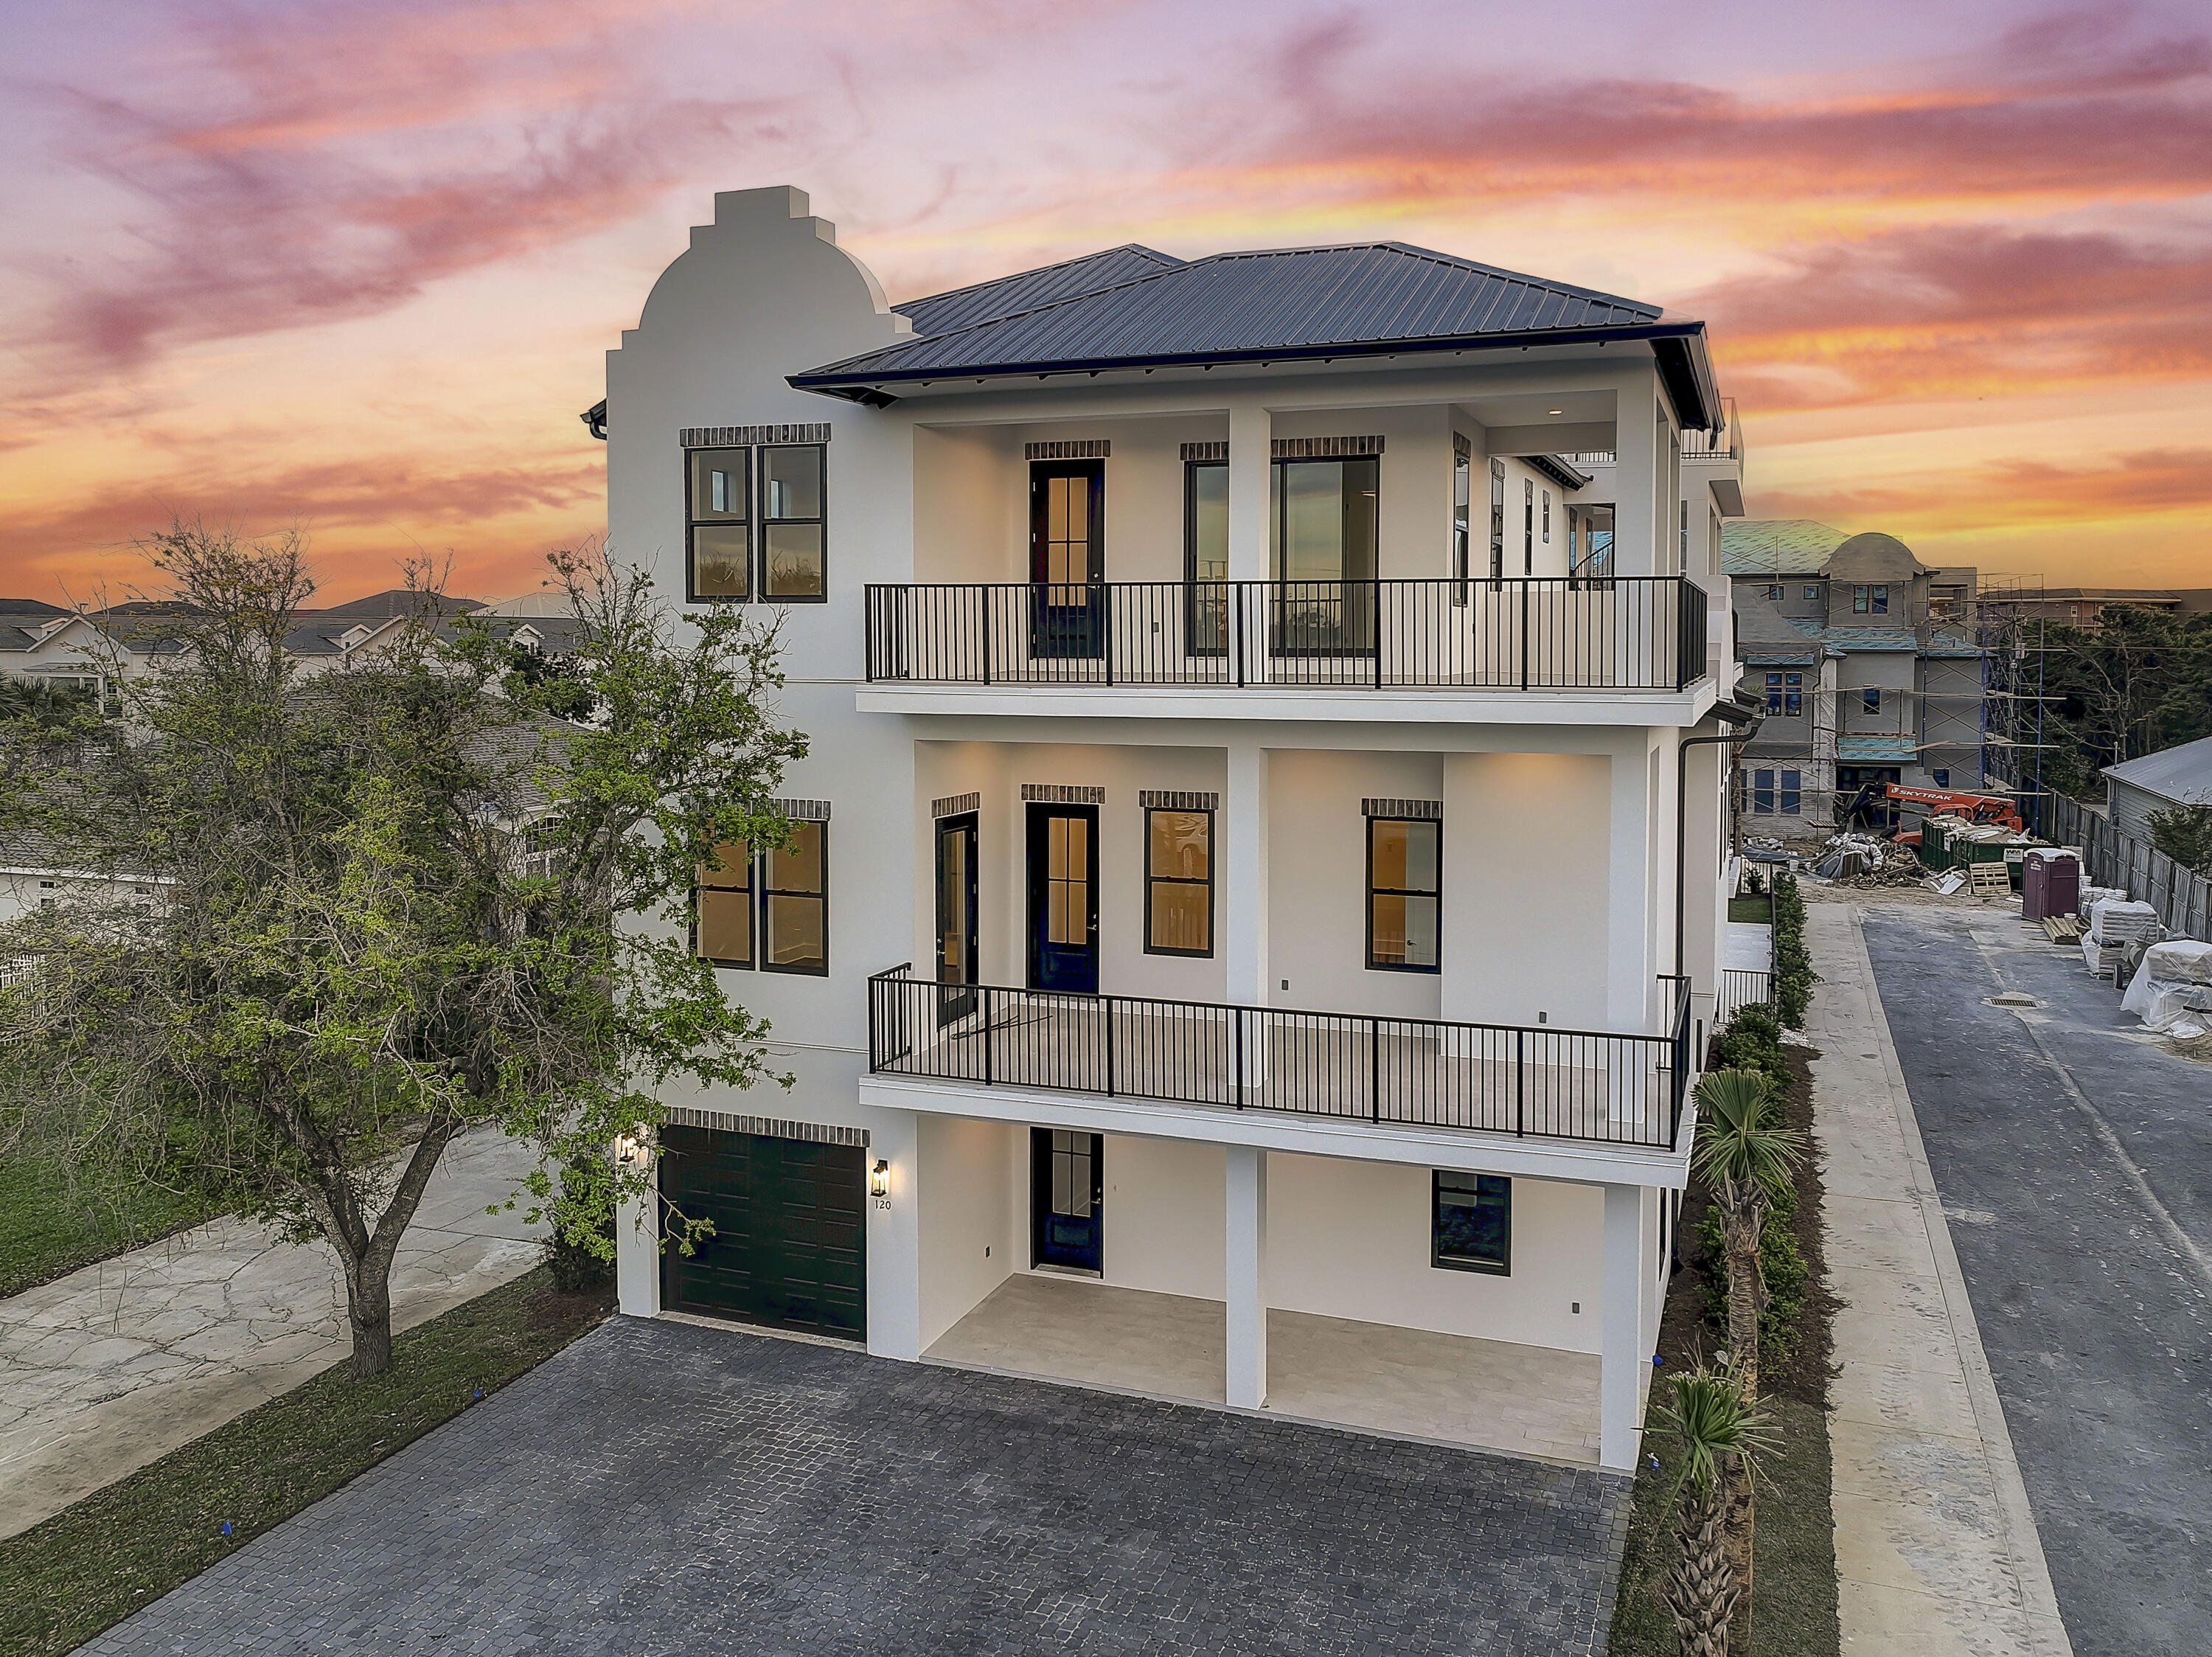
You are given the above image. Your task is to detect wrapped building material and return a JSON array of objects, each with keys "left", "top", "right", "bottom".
[
  {"left": 2090, "top": 899, "right": 2161, "bottom": 944},
  {"left": 2121, "top": 956, "right": 2212, "bottom": 1038},
  {"left": 2143, "top": 940, "right": 2212, "bottom": 986}
]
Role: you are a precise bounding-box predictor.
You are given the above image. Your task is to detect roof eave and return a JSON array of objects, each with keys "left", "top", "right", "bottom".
[{"left": 788, "top": 320, "right": 1721, "bottom": 414}]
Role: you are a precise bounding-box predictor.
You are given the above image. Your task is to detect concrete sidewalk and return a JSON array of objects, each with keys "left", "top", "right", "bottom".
[
  {"left": 0, "top": 1128, "right": 546, "bottom": 1540},
  {"left": 1804, "top": 903, "right": 2070, "bottom": 1656}
]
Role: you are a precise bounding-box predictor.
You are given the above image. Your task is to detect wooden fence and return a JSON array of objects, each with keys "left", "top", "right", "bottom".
[{"left": 2024, "top": 791, "right": 2212, "bottom": 944}]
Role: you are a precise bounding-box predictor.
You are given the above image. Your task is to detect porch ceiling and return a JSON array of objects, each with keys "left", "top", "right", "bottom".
[{"left": 925, "top": 1274, "right": 1601, "bottom": 1465}]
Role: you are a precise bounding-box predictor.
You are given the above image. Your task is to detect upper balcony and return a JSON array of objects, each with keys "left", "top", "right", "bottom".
[{"left": 862, "top": 576, "right": 1711, "bottom": 723}]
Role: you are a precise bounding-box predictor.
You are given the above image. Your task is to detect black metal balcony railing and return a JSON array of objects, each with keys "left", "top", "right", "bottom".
[
  {"left": 1717, "top": 969, "right": 1773, "bottom": 1025},
  {"left": 868, "top": 968, "right": 1695, "bottom": 1151},
  {"left": 864, "top": 577, "right": 1708, "bottom": 692}
]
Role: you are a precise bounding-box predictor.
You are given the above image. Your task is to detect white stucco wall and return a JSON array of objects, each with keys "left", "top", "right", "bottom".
[
  {"left": 917, "top": 1113, "right": 1015, "bottom": 1349},
  {"left": 1267, "top": 1153, "right": 1605, "bottom": 1354}
]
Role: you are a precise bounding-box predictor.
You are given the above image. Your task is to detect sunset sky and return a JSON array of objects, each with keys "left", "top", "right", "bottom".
[{"left": 4, "top": 0, "right": 2208, "bottom": 605}]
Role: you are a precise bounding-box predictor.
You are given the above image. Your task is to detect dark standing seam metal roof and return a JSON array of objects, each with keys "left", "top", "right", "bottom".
[
  {"left": 894, "top": 245, "right": 1186, "bottom": 336},
  {"left": 792, "top": 240, "right": 1719, "bottom": 427}
]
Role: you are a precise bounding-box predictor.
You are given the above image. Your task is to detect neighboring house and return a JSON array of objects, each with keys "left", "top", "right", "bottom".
[
  {"left": 0, "top": 588, "right": 577, "bottom": 689},
  {"left": 1726, "top": 521, "right": 1988, "bottom": 828},
  {"left": 591, "top": 185, "right": 1753, "bottom": 1476},
  {"left": 1979, "top": 588, "right": 2212, "bottom": 628},
  {"left": 2102, "top": 734, "right": 2212, "bottom": 844}
]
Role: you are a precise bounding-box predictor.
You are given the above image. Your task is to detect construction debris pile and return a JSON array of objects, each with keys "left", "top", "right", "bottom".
[{"left": 1812, "top": 832, "right": 1925, "bottom": 886}]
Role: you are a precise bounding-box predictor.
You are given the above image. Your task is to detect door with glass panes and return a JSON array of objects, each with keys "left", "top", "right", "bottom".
[
  {"left": 1029, "top": 460, "right": 1104, "bottom": 659},
  {"left": 934, "top": 812, "right": 978, "bottom": 1024},
  {"left": 1032, "top": 1128, "right": 1102, "bottom": 1274}
]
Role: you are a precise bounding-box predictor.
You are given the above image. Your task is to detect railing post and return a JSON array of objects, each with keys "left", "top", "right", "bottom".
[
  {"left": 866, "top": 973, "right": 879, "bottom": 1070},
  {"left": 1514, "top": 1028, "right": 1526, "bottom": 1136},
  {"left": 981, "top": 585, "right": 994, "bottom": 687},
  {"left": 1519, "top": 580, "right": 1531, "bottom": 691},
  {"left": 982, "top": 984, "right": 995, "bottom": 1086},
  {"left": 1369, "top": 1016, "right": 1381, "bottom": 1122},
  {"left": 1102, "top": 584, "right": 1115, "bottom": 689},
  {"left": 1234, "top": 582, "right": 1248, "bottom": 688},
  {"left": 1105, "top": 995, "right": 1116, "bottom": 1097},
  {"left": 1373, "top": 577, "right": 1384, "bottom": 689},
  {"left": 1233, "top": 1005, "right": 1245, "bottom": 1107}
]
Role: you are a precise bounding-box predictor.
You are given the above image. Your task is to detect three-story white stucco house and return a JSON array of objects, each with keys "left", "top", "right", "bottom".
[{"left": 599, "top": 187, "right": 1758, "bottom": 1473}]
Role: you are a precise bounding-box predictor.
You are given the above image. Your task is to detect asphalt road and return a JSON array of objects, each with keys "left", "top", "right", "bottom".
[{"left": 1861, "top": 906, "right": 2212, "bottom": 1657}]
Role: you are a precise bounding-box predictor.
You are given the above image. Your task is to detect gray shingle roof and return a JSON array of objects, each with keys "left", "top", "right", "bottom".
[
  {"left": 796, "top": 241, "right": 1714, "bottom": 418},
  {"left": 1722, "top": 521, "right": 1848, "bottom": 576},
  {"left": 2104, "top": 734, "right": 2212, "bottom": 805},
  {"left": 895, "top": 245, "right": 1185, "bottom": 336}
]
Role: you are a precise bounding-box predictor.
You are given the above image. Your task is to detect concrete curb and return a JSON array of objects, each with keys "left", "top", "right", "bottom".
[{"left": 1836, "top": 906, "right": 2073, "bottom": 1653}]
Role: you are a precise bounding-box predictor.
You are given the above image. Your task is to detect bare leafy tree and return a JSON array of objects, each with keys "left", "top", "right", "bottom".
[{"left": 0, "top": 524, "right": 804, "bottom": 1378}]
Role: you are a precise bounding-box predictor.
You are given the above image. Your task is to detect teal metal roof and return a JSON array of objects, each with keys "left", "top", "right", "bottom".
[
  {"left": 1924, "top": 629, "right": 1986, "bottom": 659},
  {"left": 1838, "top": 736, "right": 1919, "bottom": 762},
  {"left": 1722, "top": 520, "right": 1848, "bottom": 576}
]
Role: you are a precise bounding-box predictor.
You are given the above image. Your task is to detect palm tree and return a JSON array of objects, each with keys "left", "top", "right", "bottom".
[
  {"left": 1691, "top": 1066, "right": 1806, "bottom": 1621},
  {"left": 1657, "top": 1369, "right": 1778, "bottom": 1657},
  {"left": 1691, "top": 1067, "right": 1803, "bottom": 1408}
]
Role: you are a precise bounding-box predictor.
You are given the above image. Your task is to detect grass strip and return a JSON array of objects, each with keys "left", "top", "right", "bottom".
[
  {"left": 0, "top": 1263, "right": 613, "bottom": 1657},
  {"left": 1605, "top": 1037, "right": 1840, "bottom": 1656},
  {"left": 0, "top": 1156, "right": 221, "bottom": 1300}
]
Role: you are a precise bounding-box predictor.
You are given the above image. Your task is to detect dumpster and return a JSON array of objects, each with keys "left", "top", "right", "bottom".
[{"left": 2023, "top": 849, "right": 2081, "bottom": 920}]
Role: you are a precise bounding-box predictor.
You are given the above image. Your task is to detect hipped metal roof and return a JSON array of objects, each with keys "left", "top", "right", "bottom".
[{"left": 796, "top": 240, "right": 1722, "bottom": 427}]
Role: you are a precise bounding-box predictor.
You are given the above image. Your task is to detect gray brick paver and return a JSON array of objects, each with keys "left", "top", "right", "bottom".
[{"left": 80, "top": 1317, "right": 1627, "bottom": 1656}]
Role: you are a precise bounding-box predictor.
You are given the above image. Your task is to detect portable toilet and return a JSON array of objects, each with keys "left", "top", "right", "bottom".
[{"left": 2023, "top": 849, "right": 2081, "bottom": 921}]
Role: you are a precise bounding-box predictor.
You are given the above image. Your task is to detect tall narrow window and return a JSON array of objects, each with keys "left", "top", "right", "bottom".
[
  {"left": 1271, "top": 456, "right": 1378, "bottom": 653},
  {"left": 1451, "top": 445, "right": 1471, "bottom": 604},
  {"left": 1870, "top": 584, "right": 1889, "bottom": 614},
  {"left": 763, "top": 821, "right": 828, "bottom": 974},
  {"left": 1523, "top": 478, "right": 1534, "bottom": 573},
  {"left": 693, "top": 841, "right": 752, "bottom": 968},
  {"left": 1766, "top": 584, "right": 1785, "bottom": 601},
  {"left": 687, "top": 448, "right": 750, "bottom": 600},
  {"left": 760, "top": 445, "right": 827, "bottom": 600},
  {"left": 1542, "top": 489, "right": 1552, "bottom": 543},
  {"left": 1184, "top": 459, "right": 1229, "bottom": 653},
  {"left": 1753, "top": 769, "right": 1776, "bottom": 814},
  {"left": 1144, "top": 807, "right": 1213, "bottom": 956},
  {"left": 1433, "top": 1172, "right": 1511, "bottom": 1274},
  {"left": 1488, "top": 459, "right": 1506, "bottom": 581},
  {"left": 1780, "top": 771, "right": 1802, "bottom": 814},
  {"left": 1367, "top": 815, "right": 1440, "bottom": 973}
]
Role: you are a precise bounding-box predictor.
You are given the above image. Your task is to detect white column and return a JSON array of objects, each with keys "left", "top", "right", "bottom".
[
  {"left": 615, "top": 1187, "right": 660, "bottom": 1319},
  {"left": 1610, "top": 368, "right": 1660, "bottom": 579},
  {"left": 866, "top": 1110, "right": 923, "bottom": 1361},
  {"left": 1225, "top": 741, "right": 1271, "bottom": 1009},
  {"left": 1228, "top": 402, "right": 1272, "bottom": 681},
  {"left": 1601, "top": 1180, "right": 1648, "bottom": 1471},
  {"left": 1225, "top": 1143, "right": 1268, "bottom": 1409}
]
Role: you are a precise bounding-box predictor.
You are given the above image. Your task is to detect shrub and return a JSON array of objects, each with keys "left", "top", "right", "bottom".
[{"left": 1770, "top": 873, "right": 1818, "bottom": 1029}]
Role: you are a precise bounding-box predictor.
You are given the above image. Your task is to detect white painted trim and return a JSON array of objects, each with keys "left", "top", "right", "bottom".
[{"left": 857, "top": 682, "right": 1718, "bottom": 728}]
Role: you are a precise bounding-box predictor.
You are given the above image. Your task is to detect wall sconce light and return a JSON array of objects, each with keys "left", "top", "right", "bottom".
[
  {"left": 613, "top": 1133, "right": 644, "bottom": 1166},
  {"left": 869, "top": 1158, "right": 891, "bottom": 1201}
]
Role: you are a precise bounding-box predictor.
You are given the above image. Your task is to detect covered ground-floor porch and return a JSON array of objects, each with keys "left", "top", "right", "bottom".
[{"left": 925, "top": 1272, "right": 1604, "bottom": 1463}]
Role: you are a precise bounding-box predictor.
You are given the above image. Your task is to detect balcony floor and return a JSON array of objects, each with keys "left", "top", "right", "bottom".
[
  {"left": 881, "top": 996, "right": 1674, "bottom": 1146},
  {"left": 924, "top": 1273, "right": 1602, "bottom": 1465}
]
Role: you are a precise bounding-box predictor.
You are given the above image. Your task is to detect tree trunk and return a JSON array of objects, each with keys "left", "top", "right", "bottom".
[
  {"left": 1723, "top": 1210, "right": 1766, "bottom": 1633},
  {"left": 1663, "top": 1478, "right": 1738, "bottom": 1657},
  {"left": 347, "top": 1267, "right": 395, "bottom": 1380}
]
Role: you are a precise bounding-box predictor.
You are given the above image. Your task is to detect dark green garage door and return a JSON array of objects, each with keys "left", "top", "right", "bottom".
[{"left": 658, "top": 1126, "right": 866, "bottom": 1341}]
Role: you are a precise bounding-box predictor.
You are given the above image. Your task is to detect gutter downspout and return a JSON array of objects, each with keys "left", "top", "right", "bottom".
[{"left": 1676, "top": 701, "right": 1763, "bottom": 982}]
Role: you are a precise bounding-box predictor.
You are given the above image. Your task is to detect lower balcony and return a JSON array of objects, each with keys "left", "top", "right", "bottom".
[{"left": 867, "top": 968, "right": 1694, "bottom": 1152}]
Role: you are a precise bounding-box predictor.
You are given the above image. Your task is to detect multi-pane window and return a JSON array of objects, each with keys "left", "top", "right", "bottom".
[
  {"left": 1765, "top": 584, "right": 1785, "bottom": 600},
  {"left": 763, "top": 821, "right": 828, "bottom": 973},
  {"left": 692, "top": 822, "right": 828, "bottom": 975},
  {"left": 1488, "top": 459, "right": 1506, "bottom": 580},
  {"left": 1185, "top": 459, "right": 1229, "bottom": 652},
  {"left": 1853, "top": 583, "right": 1889, "bottom": 614},
  {"left": 1451, "top": 448, "right": 1471, "bottom": 602},
  {"left": 1781, "top": 770, "right": 1801, "bottom": 814},
  {"left": 1862, "top": 687, "right": 1882, "bottom": 714},
  {"left": 1367, "top": 815, "right": 1440, "bottom": 973},
  {"left": 760, "top": 446, "right": 826, "bottom": 599},
  {"left": 685, "top": 444, "right": 827, "bottom": 602},
  {"left": 1752, "top": 768, "right": 1776, "bottom": 814},
  {"left": 1433, "top": 1172, "right": 1511, "bottom": 1274},
  {"left": 1764, "top": 671, "right": 1802, "bottom": 716},
  {"left": 1804, "top": 585, "right": 1820, "bottom": 601},
  {"left": 693, "top": 841, "right": 753, "bottom": 968},
  {"left": 1144, "top": 807, "right": 1213, "bottom": 956},
  {"left": 687, "top": 449, "right": 750, "bottom": 600}
]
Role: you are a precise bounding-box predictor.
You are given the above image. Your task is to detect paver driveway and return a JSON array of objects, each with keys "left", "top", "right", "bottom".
[{"left": 83, "top": 1316, "right": 1630, "bottom": 1656}]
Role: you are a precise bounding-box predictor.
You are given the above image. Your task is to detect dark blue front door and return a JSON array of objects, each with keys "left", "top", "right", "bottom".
[
  {"left": 1029, "top": 460, "right": 1105, "bottom": 660},
  {"left": 1032, "top": 1128, "right": 1102, "bottom": 1274},
  {"left": 1027, "top": 802, "right": 1098, "bottom": 994}
]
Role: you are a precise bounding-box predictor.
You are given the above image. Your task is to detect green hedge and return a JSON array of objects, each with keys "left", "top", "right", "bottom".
[{"left": 1770, "top": 872, "right": 1817, "bottom": 1029}]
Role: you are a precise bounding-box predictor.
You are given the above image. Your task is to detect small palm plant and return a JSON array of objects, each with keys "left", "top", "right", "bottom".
[
  {"left": 1691, "top": 1067, "right": 1804, "bottom": 1407},
  {"left": 1657, "top": 1368, "right": 1778, "bottom": 1657},
  {"left": 1691, "top": 1066, "right": 1806, "bottom": 1616}
]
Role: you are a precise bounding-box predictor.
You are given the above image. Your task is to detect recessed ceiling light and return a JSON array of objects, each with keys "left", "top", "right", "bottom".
[{"left": 1548, "top": 408, "right": 1565, "bottom": 416}]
